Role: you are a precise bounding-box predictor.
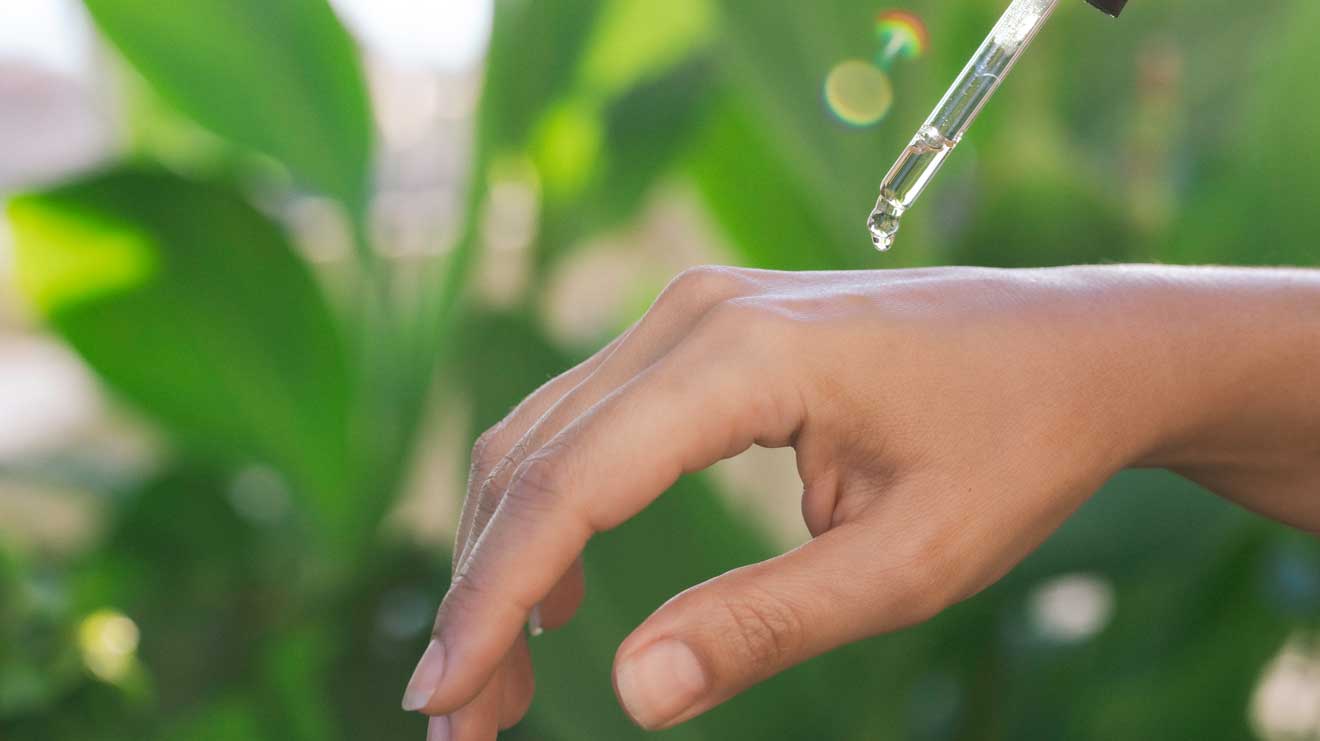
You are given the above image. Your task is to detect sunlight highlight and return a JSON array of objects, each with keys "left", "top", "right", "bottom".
[{"left": 78, "top": 609, "right": 140, "bottom": 683}]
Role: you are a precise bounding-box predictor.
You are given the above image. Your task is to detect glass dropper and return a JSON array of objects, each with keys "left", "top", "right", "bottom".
[{"left": 867, "top": 0, "right": 1061, "bottom": 251}]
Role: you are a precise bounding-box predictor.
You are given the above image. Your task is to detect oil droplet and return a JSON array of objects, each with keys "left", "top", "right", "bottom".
[
  {"left": 915, "top": 124, "right": 953, "bottom": 152},
  {"left": 865, "top": 126, "right": 957, "bottom": 251},
  {"left": 867, "top": 205, "right": 902, "bottom": 252}
]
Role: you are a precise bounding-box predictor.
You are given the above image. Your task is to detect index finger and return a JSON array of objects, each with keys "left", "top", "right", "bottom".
[
  {"left": 453, "top": 320, "right": 638, "bottom": 567},
  {"left": 415, "top": 304, "right": 806, "bottom": 714}
]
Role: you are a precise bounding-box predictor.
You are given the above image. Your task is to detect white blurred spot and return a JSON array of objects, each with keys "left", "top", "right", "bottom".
[
  {"left": 0, "top": 0, "right": 92, "bottom": 79},
  {"left": 0, "top": 2, "right": 111, "bottom": 190},
  {"left": 384, "top": 398, "right": 465, "bottom": 548},
  {"left": 1028, "top": 573, "right": 1115, "bottom": 643},
  {"left": 369, "top": 63, "right": 445, "bottom": 149},
  {"left": 0, "top": 478, "right": 103, "bottom": 555},
  {"left": 1253, "top": 633, "right": 1320, "bottom": 740},
  {"left": 0, "top": 62, "right": 112, "bottom": 189},
  {"left": 540, "top": 186, "right": 724, "bottom": 350},
  {"left": 285, "top": 195, "right": 354, "bottom": 263},
  {"left": 330, "top": 0, "right": 494, "bottom": 72},
  {"left": 228, "top": 465, "right": 292, "bottom": 525},
  {"left": 372, "top": 187, "right": 460, "bottom": 257},
  {"left": 77, "top": 609, "right": 140, "bottom": 683},
  {"left": 484, "top": 176, "right": 539, "bottom": 254},
  {"left": 0, "top": 337, "right": 101, "bottom": 462},
  {"left": 475, "top": 160, "right": 539, "bottom": 306}
]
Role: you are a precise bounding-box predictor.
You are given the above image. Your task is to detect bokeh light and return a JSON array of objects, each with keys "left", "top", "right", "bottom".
[
  {"left": 77, "top": 609, "right": 140, "bottom": 683},
  {"left": 824, "top": 59, "right": 894, "bottom": 127},
  {"left": 874, "top": 10, "right": 929, "bottom": 68},
  {"left": 1028, "top": 573, "right": 1115, "bottom": 643},
  {"left": 1252, "top": 633, "right": 1320, "bottom": 740},
  {"left": 823, "top": 9, "right": 928, "bottom": 127},
  {"left": 329, "top": 0, "right": 493, "bottom": 71}
]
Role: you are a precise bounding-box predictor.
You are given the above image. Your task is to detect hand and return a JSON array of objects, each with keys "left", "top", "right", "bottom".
[{"left": 404, "top": 264, "right": 1320, "bottom": 738}]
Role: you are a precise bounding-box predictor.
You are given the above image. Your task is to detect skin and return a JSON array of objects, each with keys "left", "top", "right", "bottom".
[{"left": 403, "top": 264, "right": 1320, "bottom": 739}]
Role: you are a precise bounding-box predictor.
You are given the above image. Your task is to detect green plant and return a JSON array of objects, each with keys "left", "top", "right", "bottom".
[{"left": 2, "top": 0, "right": 1318, "bottom": 739}]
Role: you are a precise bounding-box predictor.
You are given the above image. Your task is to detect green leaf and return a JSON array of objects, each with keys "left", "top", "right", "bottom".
[
  {"left": 328, "top": 545, "right": 441, "bottom": 741},
  {"left": 1065, "top": 532, "right": 1288, "bottom": 740},
  {"left": 579, "top": 0, "right": 714, "bottom": 99},
  {"left": 593, "top": 55, "right": 718, "bottom": 225},
  {"left": 479, "top": 0, "right": 720, "bottom": 275},
  {"left": 535, "top": 55, "right": 720, "bottom": 269},
  {"left": 8, "top": 168, "right": 355, "bottom": 547},
  {"left": 452, "top": 311, "right": 571, "bottom": 435},
  {"left": 693, "top": 0, "right": 1164, "bottom": 269},
  {"left": 260, "top": 629, "right": 337, "bottom": 741},
  {"left": 1165, "top": 0, "right": 1320, "bottom": 266},
  {"left": 952, "top": 154, "right": 1130, "bottom": 268},
  {"left": 81, "top": 0, "right": 372, "bottom": 212},
  {"left": 480, "top": 0, "right": 609, "bottom": 153},
  {"left": 690, "top": 94, "right": 858, "bottom": 271},
  {"left": 158, "top": 695, "right": 264, "bottom": 741},
  {"left": 408, "top": 0, "right": 612, "bottom": 397},
  {"left": 702, "top": 0, "right": 919, "bottom": 267},
  {"left": 0, "top": 549, "right": 85, "bottom": 722}
]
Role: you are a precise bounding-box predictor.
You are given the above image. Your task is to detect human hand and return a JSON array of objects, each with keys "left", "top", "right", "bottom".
[{"left": 404, "top": 264, "right": 1320, "bottom": 739}]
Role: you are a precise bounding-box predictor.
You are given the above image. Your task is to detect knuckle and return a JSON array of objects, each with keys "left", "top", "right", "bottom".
[
  {"left": 714, "top": 592, "right": 805, "bottom": 673},
  {"left": 660, "top": 266, "right": 747, "bottom": 311},
  {"left": 714, "top": 296, "right": 781, "bottom": 331},
  {"left": 505, "top": 451, "right": 569, "bottom": 519},
  {"left": 470, "top": 426, "right": 505, "bottom": 480},
  {"left": 473, "top": 436, "right": 533, "bottom": 513},
  {"left": 472, "top": 480, "right": 504, "bottom": 526},
  {"left": 490, "top": 436, "right": 531, "bottom": 488}
]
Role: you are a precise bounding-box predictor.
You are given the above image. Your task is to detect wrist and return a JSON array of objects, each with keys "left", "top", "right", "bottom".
[{"left": 1066, "top": 265, "right": 1320, "bottom": 479}]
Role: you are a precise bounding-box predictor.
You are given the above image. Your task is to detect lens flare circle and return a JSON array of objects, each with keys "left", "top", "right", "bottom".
[
  {"left": 824, "top": 59, "right": 894, "bottom": 127},
  {"left": 875, "top": 9, "right": 929, "bottom": 66}
]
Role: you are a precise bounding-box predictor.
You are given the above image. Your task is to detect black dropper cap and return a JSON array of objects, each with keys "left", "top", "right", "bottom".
[{"left": 1084, "top": 0, "right": 1127, "bottom": 16}]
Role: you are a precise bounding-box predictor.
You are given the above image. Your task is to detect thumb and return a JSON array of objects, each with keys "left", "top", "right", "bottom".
[{"left": 611, "top": 520, "right": 952, "bottom": 730}]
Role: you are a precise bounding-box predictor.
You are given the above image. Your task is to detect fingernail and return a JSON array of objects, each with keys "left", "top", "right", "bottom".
[
  {"left": 427, "top": 716, "right": 450, "bottom": 741},
  {"left": 615, "top": 639, "right": 708, "bottom": 729},
  {"left": 402, "top": 639, "right": 446, "bottom": 711}
]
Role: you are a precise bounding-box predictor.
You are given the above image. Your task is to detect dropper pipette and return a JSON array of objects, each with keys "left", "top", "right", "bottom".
[{"left": 866, "top": 0, "right": 1127, "bottom": 252}]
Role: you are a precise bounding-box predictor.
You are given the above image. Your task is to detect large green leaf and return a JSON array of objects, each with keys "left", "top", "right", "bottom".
[
  {"left": 81, "top": 0, "right": 372, "bottom": 212},
  {"left": 7, "top": 168, "right": 355, "bottom": 547}
]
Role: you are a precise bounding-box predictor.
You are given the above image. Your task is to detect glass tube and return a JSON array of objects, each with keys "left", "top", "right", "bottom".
[{"left": 867, "top": 0, "right": 1061, "bottom": 251}]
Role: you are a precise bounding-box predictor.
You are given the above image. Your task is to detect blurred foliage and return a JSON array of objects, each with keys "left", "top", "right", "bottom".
[
  {"left": 81, "top": 0, "right": 373, "bottom": 216},
  {"left": 9, "top": 173, "right": 356, "bottom": 553},
  {"left": 2, "top": 0, "right": 1318, "bottom": 739}
]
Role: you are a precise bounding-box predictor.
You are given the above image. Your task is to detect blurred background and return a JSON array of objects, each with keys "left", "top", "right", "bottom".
[{"left": 1, "top": 0, "right": 1318, "bottom": 739}]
